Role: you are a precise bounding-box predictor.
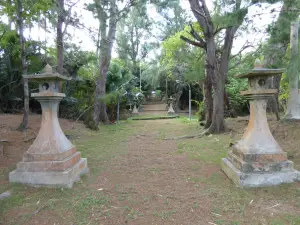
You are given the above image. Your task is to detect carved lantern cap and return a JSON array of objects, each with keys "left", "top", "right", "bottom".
[
  {"left": 23, "top": 64, "right": 71, "bottom": 81},
  {"left": 235, "top": 59, "right": 284, "bottom": 79},
  {"left": 237, "top": 59, "right": 285, "bottom": 98}
]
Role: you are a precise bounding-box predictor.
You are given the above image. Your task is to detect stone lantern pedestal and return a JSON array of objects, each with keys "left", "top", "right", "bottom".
[
  {"left": 132, "top": 104, "right": 139, "bottom": 115},
  {"left": 221, "top": 60, "right": 300, "bottom": 188},
  {"left": 167, "top": 98, "right": 175, "bottom": 115},
  {"left": 9, "top": 65, "right": 88, "bottom": 188}
]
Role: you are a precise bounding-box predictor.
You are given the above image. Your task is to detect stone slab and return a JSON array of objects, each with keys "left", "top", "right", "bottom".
[
  {"left": 0, "top": 191, "right": 11, "bottom": 200},
  {"left": 17, "top": 152, "right": 81, "bottom": 172},
  {"left": 9, "top": 158, "right": 88, "bottom": 188},
  {"left": 221, "top": 158, "right": 300, "bottom": 188},
  {"left": 23, "top": 147, "right": 76, "bottom": 162},
  {"left": 232, "top": 148, "right": 287, "bottom": 162},
  {"left": 227, "top": 152, "right": 293, "bottom": 173}
]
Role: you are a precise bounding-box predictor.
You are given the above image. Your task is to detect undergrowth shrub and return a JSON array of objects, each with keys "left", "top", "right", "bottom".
[{"left": 226, "top": 76, "right": 248, "bottom": 116}]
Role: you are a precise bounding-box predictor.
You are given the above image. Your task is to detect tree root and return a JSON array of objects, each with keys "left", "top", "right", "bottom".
[
  {"left": 23, "top": 137, "right": 36, "bottom": 142},
  {"left": 164, "top": 130, "right": 209, "bottom": 140}
]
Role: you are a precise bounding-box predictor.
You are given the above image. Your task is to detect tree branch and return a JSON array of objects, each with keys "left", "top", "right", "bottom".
[
  {"left": 0, "top": 31, "right": 6, "bottom": 41},
  {"left": 230, "top": 43, "right": 253, "bottom": 59},
  {"left": 62, "top": 0, "right": 81, "bottom": 35},
  {"left": 189, "top": 23, "right": 206, "bottom": 46},
  {"left": 229, "top": 58, "right": 242, "bottom": 71},
  {"left": 214, "top": 26, "right": 225, "bottom": 35},
  {"left": 188, "top": 0, "right": 210, "bottom": 35},
  {"left": 180, "top": 35, "right": 206, "bottom": 49},
  {"left": 116, "top": 0, "right": 136, "bottom": 21}
]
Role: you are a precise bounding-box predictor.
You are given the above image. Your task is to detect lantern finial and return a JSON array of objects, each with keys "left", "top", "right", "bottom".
[
  {"left": 42, "top": 64, "right": 53, "bottom": 73},
  {"left": 254, "top": 58, "right": 263, "bottom": 68}
]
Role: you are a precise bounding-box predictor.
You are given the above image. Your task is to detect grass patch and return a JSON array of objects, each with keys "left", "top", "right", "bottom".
[
  {"left": 176, "top": 134, "right": 232, "bottom": 165},
  {"left": 174, "top": 122, "right": 300, "bottom": 224},
  {"left": 153, "top": 209, "right": 177, "bottom": 219},
  {"left": 1, "top": 118, "right": 300, "bottom": 225},
  {"left": 0, "top": 121, "right": 137, "bottom": 225}
]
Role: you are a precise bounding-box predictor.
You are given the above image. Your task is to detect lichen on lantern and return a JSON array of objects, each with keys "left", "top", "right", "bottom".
[
  {"left": 221, "top": 59, "right": 300, "bottom": 188},
  {"left": 9, "top": 64, "right": 88, "bottom": 188}
]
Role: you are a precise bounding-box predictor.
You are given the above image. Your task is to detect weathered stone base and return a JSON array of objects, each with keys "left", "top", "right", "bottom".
[
  {"left": 167, "top": 111, "right": 175, "bottom": 115},
  {"left": 9, "top": 158, "right": 88, "bottom": 188},
  {"left": 221, "top": 158, "right": 300, "bottom": 188}
]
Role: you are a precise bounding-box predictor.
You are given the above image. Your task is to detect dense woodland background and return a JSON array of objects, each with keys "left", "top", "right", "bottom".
[{"left": 0, "top": 0, "right": 299, "bottom": 132}]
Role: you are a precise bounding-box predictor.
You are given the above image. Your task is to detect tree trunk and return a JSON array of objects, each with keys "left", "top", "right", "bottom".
[
  {"left": 208, "top": 69, "right": 226, "bottom": 133},
  {"left": 203, "top": 66, "right": 213, "bottom": 128},
  {"left": 8, "top": 0, "right": 13, "bottom": 31},
  {"left": 17, "top": 0, "right": 29, "bottom": 130},
  {"left": 205, "top": 37, "right": 224, "bottom": 132},
  {"left": 208, "top": 28, "right": 236, "bottom": 133},
  {"left": 93, "top": 0, "right": 117, "bottom": 126},
  {"left": 56, "top": 0, "right": 64, "bottom": 91},
  {"left": 94, "top": 55, "right": 110, "bottom": 124}
]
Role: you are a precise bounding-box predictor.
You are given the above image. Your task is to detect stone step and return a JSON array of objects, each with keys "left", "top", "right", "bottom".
[
  {"left": 143, "top": 102, "right": 164, "bottom": 105},
  {"left": 142, "top": 110, "right": 167, "bottom": 112}
]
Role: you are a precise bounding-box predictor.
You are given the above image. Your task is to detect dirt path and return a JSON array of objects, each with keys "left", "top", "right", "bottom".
[
  {"left": 93, "top": 120, "right": 219, "bottom": 225},
  {"left": 1, "top": 115, "right": 299, "bottom": 225}
]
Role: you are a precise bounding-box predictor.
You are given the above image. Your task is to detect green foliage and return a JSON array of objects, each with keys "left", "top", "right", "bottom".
[
  {"left": 279, "top": 73, "right": 289, "bottom": 111},
  {"left": 267, "top": 0, "right": 300, "bottom": 46},
  {"left": 226, "top": 76, "right": 248, "bottom": 115},
  {"left": 0, "top": 26, "right": 46, "bottom": 112},
  {"left": 141, "top": 61, "right": 163, "bottom": 90},
  {"left": 107, "top": 59, "right": 132, "bottom": 91},
  {"left": 155, "top": 90, "right": 161, "bottom": 97},
  {"left": 161, "top": 23, "right": 205, "bottom": 83},
  {"left": 116, "top": 4, "right": 155, "bottom": 76},
  {"left": 212, "top": 1, "right": 249, "bottom": 29},
  {"left": 153, "top": 0, "right": 189, "bottom": 40},
  {"left": 192, "top": 100, "right": 205, "bottom": 121}
]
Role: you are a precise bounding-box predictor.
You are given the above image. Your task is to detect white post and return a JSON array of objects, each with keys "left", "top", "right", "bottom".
[
  {"left": 139, "top": 61, "right": 142, "bottom": 92},
  {"left": 166, "top": 77, "right": 168, "bottom": 98},
  {"left": 285, "top": 20, "right": 300, "bottom": 119}
]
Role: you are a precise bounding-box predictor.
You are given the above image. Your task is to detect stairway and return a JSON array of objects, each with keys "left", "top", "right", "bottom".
[{"left": 140, "top": 97, "right": 167, "bottom": 116}]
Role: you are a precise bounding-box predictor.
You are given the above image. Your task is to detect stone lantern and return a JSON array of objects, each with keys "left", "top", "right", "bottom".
[
  {"left": 167, "top": 97, "right": 175, "bottom": 115},
  {"left": 132, "top": 104, "right": 139, "bottom": 115},
  {"left": 9, "top": 65, "right": 88, "bottom": 188},
  {"left": 221, "top": 59, "right": 300, "bottom": 187},
  {"left": 131, "top": 98, "right": 139, "bottom": 115}
]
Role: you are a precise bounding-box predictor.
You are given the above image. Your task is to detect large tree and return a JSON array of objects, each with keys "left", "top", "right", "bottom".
[
  {"left": 56, "top": 0, "right": 64, "bottom": 76},
  {"left": 13, "top": 0, "right": 53, "bottom": 129},
  {"left": 116, "top": 6, "right": 152, "bottom": 69},
  {"left": 181, "top": 0, "right": 281, "bottom": 133},
  {"left": 55, "top": 0, "right": 81, "bottom": 90},
  {"left": 88, "top": 0, "right": 136, "bottom": 126},
  {"left": 154, "top": 0, "right": 189, "bottom": 40},
  {"left": 181, "top": 0, "right": 248, "bottom": 133},
  {"left": 16, "top": 0, "right": 29, "bottom": 130}
]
